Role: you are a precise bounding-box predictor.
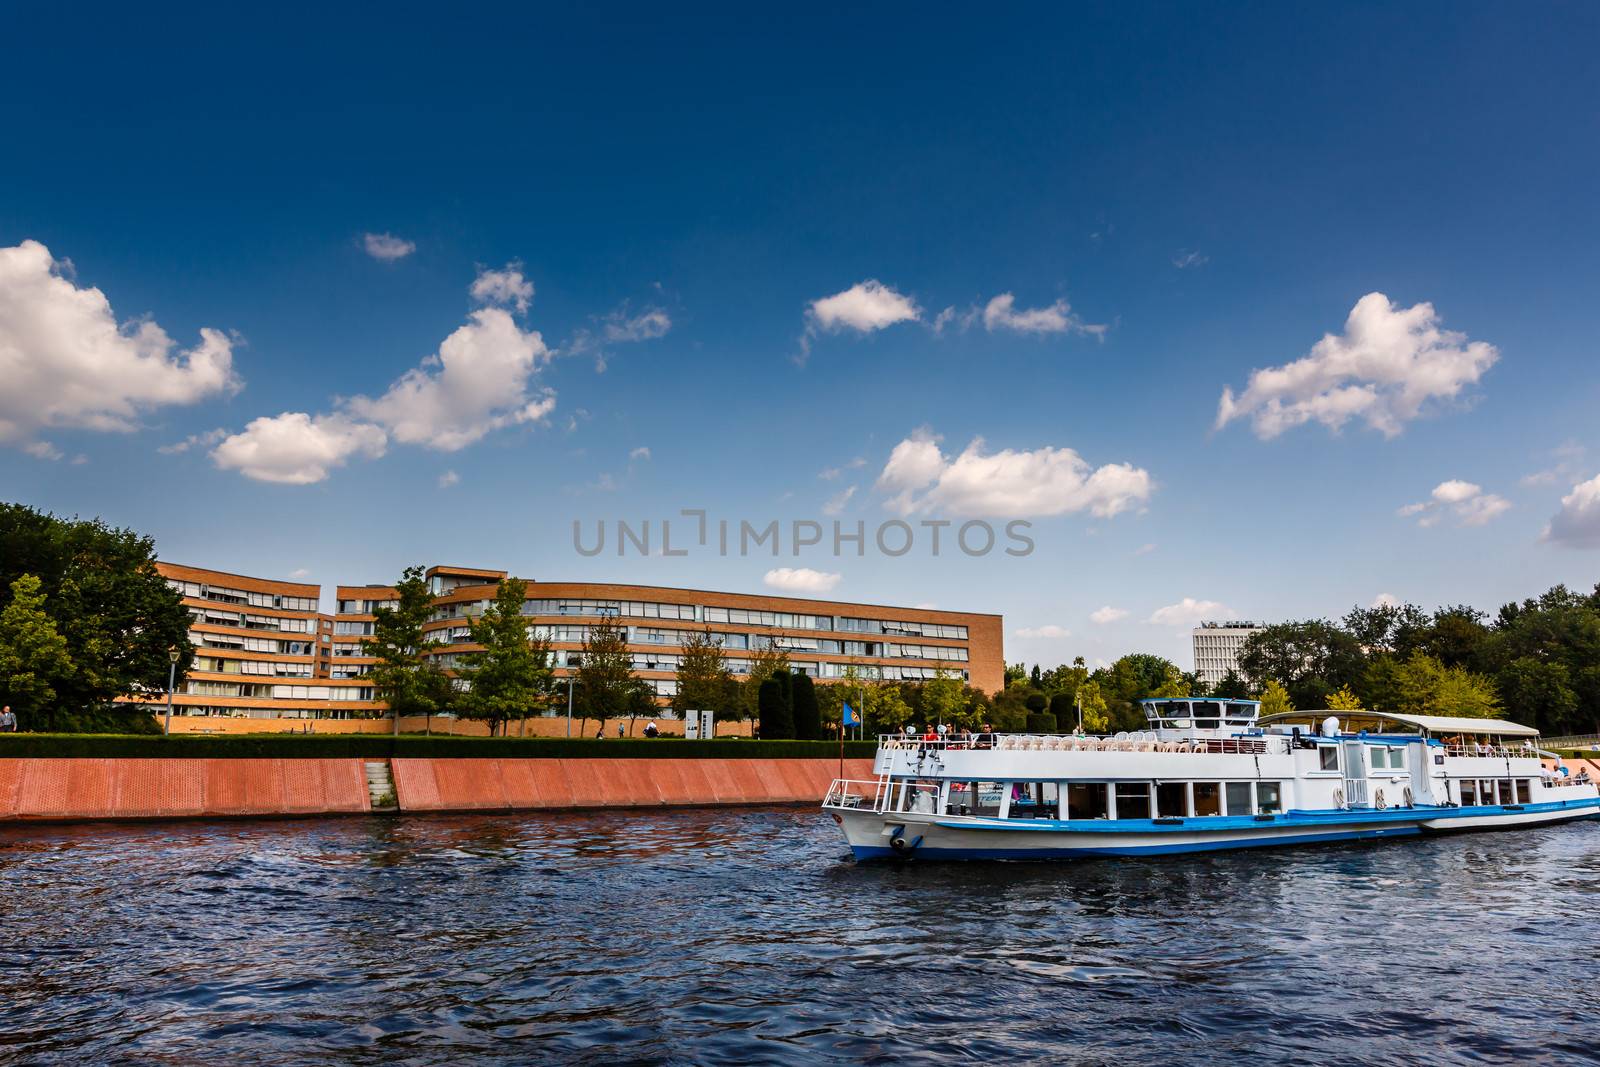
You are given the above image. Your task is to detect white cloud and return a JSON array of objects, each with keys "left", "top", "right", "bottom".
[
  {"left": 1148, "top": 598, "right": 1236, "bottom": 627},
  {"left": 763, "top": 567, "right": 842, "bottom": 594},
  {"left": 438, "top": 470, "right": 460, "bottom": 488},
  {"left": 24, "top": 441, "right": 63, "bottom": 461},
  {"left": 809, "top": 280, "right": 920, "bottom": 333},
  {"left": 800, "top": 280, "right": 920, "bottom": 364},
  {"left": 629, "top": 446, "right": 652, "bottom": 462},
  {"left": 1371, "top": 592, "right": 1402, "bottom": 609},
  {"left": 819, "top": 457, "right": 866, "bottom": 480},
  {"left": 1015, "top": 624, "right": 1071, "bottom": 639},
  {"left": 876, "top": 426, "right": 1153, "bottom": 518},
  {"left": 913, "top": 601, "right": 939, "bottom": 610},
  {"left": 211, "top": 413, "right": 387, "bottom": 484},
  {"left": 288, "top": 568, "right": 311, "bottom": 579},
  {"left": 982, "top": 293, "right": 1106, "bottom": 337},
  {"left": 0, "top": 239, "right": 239, "bottom": 451},
  {"left": 469, "top": 262, "right": 534, "bottom": 314},
  {"left": 1399, "top": 480, "right": 1511, "bottom": 528},
  {"left": 604, "top": 308, "right": 671, "bottom": 343},
  {"left": 346, "top": 307, "right": 553, "bottom": 451},
  {"left": 1132, "top": 543, "right": 1156, "bottom": 556},
  {"left": 1089, "top": 606, "right": 1129, "bottom": 625},
  {"left": 1172, "top": 250, "right": 1208, "bottom": 269},
  {"left": 1216, "top": 292, "right": 1498, "bottom": 439},
  {"left": 362, "top": 232, "right": 416, "bottom": 262},
  {"left": 822, "top": 485, "right": 857, "bottom": 515},
  {"left": 1522, "top": 441, "right": 1586, "bottom": 488},
  {"left": 1543, "top": 474, "right": 1600, "bottom": 548},
  {"left": 159, "top": 428, "right": 228, "bottom": 454}
]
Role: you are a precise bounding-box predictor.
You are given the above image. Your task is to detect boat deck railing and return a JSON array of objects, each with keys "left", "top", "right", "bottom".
[
  {"left": 878, "top": 733, "right": 1278, "bottom": 755},
  {"left": 1441, "top": 744, "right": 1542, "bottom": 759}
]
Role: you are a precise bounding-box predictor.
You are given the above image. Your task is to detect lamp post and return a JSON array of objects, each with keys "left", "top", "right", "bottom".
[
  {"left": 165, "top": 645, "right": 180, "bottom": 735},
  {"left": 565, "top": 654, "right": 582, "bottom": 737}
]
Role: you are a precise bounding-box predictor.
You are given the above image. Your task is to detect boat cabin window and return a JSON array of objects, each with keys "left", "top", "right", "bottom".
[
  {"left": 1516, "top": 779, "right": 1532, "bottom": 804},
  {"left": 1190, "top": 701, "right": 1222, "bottom": 728},
  {"left": 1066, "top": 782, "right": 1110, "bottom": 820},
  {"left": 1480, "top": 779, "right": 1497, "bottom": 804},
  {"left": 1115, "top": 783, "right": 1152, "bottom": 820},
  {"left": 1156, "top": 781, "right": 1188, "bottom": 818},
  {"left": 1502, "top": 779, "right": 1516, "bottom": 805},
  {"left": 1318, "top": 747, "right": 1340, "bottom": 772},
  {"left": 1226, "top": 781, "right": 1252, "bottom": 815},
  {"left": 1257, "top": 782, "right": 1282, "bottom": 814},
  {"left": 1007, "top": 782, "right": 1057, "bottom": 819},
  {"left": 1193, "top": 782, "right": 1222, "bottom": 816},
  {"left": 1461, "top": 781, "right": 1478, "bottom": 805},
  {"left": 1370, "top": 747, "right": 1405, "bottom": 771}
]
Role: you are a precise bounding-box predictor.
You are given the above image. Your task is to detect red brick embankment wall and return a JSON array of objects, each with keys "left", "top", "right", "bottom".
[
  {"left": 391, "top": 758, "right": 877, "bottom": 811},
  {"left": 0, "top": 758, "right": 874, "bottom": 821},
  {"left": 0, "top": 759, "right": 371, "bottom": 820}
]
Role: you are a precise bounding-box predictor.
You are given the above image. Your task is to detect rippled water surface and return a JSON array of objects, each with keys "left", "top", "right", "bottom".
[{"left": 2, "top": 809, "right": 1597, "bottom": 1065}]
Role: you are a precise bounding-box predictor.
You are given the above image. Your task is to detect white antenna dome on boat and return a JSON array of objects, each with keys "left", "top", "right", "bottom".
[{"left": 1322, "top": 716, "right": 1340, "bottom": 738}]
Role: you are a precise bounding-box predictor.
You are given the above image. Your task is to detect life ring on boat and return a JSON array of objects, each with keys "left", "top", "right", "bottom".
[
  {"left": 1331, "top": 787, "right": 1344, "bottom": 809},
  {"left": 1402, "top": 786, "right": 1414, "bottom": 808},
  {"left": 1374, "top": 789, "right": 1387, "bottom": 811}
]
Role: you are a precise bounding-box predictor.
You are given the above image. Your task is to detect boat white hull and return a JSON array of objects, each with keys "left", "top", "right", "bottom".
[{"left": 829, "top": 798, "right": 1600, "bottom": 861}]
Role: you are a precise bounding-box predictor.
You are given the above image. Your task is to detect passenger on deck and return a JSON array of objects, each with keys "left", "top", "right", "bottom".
[
  {"left": 973, "top": 723, "right": 995, "bottom": 749},
  {"left": 922, "top": 724, "right": 939, "bottom": 743}
]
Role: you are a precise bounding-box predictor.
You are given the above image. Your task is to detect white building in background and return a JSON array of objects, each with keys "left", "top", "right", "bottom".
[{"left": 1191, "top": 622, "right": 1264, "bottom": 686}]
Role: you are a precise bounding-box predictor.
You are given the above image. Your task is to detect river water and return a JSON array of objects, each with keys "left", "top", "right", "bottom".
[{"left": 2, "top": 809, "right": 1596, "bottom": 1065}]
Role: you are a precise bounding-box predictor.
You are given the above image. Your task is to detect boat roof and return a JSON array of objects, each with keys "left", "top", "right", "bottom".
[{"left": 1257, "top": 710, "right": 1539, "bottom": 738}]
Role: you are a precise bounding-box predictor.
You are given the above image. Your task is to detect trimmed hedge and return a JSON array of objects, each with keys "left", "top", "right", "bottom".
[{"left": 0, "top": 733, "right": 881, "bottom": 760}]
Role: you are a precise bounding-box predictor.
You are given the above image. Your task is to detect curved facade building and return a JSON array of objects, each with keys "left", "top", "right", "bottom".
[{"left": 156, "top": 562, "right": 1004, "bottom": 721}]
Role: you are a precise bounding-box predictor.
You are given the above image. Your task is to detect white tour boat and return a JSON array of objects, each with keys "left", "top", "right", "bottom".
[{"left": 822, "top": 699, "right": 1600, "bottom": 860}]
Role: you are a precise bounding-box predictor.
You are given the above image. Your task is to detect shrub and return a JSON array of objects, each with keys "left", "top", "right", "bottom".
[
  {"left": 1025, "top": 712, "right": 1058, "bottom": 733},
  {"left": 0, "top": 733, "right": 881, "bottom": 760},
  {"left": 791, "top": 673, "right": 822, "bottom": 741}
]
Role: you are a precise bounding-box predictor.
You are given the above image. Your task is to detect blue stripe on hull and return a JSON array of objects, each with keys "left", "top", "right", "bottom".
[{"left": 852, "top": 826, "right": 1422, "bottom": 862}]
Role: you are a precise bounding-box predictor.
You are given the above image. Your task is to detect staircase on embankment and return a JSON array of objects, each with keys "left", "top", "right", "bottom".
[{"left": 364, "top": 760, "right": 397, "bottom": 811}]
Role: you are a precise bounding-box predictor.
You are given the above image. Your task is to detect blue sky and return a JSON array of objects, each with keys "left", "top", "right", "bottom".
[{"left": 3, "top": 3, "right": 1598, "bottom": 672}]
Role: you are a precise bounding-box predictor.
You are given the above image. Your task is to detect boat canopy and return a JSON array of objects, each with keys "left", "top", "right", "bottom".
[{"left": 1257, "top": 710, "right": 1538, "bottom": 738}]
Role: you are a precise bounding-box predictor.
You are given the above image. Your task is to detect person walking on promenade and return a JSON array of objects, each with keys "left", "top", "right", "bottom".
[{"left": 0, "top": 705, "right": 15, "bottom": 732}]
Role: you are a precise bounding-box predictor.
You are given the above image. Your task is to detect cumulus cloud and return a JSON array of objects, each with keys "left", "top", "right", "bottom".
[
  {"left": 346, "top": 307, "right": 553, "bottom": 451},
  {"left": 437, "top": 470, "right": 459, "bottom": 489},
  {"left": 362, "top": 232, "right": 416, "bottom": 261},
  {"left": 1148, "top": 598, "right": 1236, "bottom": 627},
  {"left": 211, "top": 413, "right": 387, "bottom": 484},
  {"left": 876, "top": 427, "right": 1153, "bottom": 518},
  {"left": 982, "top": 293, "right": 1106, "bottom": 337},
  {"left": 1371, "top": 592, "right": 1402, "bottom": 609},
  {"left": 1089, "top": 606, "right": 1129, "bottom": 624},
  {"left": 210, "top": 267, "right": 558, "bottom": 483},
  {"left": 1543, "top": 475, "right": 1600, "bottom": 548},
  {"left": 763, "top": 567, "right": 842, "bottom": 594},
  {"left": 799, "top": 280, "right": 920, "bottom": 364},
  {"left": 24, "top": 441, "right": 63, "bottom": 461},
  {"left": 1398, "top": 480, "right": 1511, "bottom": 528},
  {"left": 1216, "top": 292, "right": 1498, "bottom": 439},
  {"left": 1015, "top": 624, "right": 1071, "bottom": 639},
  {"left": 469, "top": 262, "right": 534, "bottom": 314},
  {"left": 0, "top": 239, "right": 240, "bottom": 451}
]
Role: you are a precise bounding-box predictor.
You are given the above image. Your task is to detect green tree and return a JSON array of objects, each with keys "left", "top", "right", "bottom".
[
  {"left": 0, "top": 503, "right": 191, "bottom": 725},
  {"left": 923, "top": 667, "right": 964, "bottom": 727},
  {"left": 757, "top": 675, "right": 794, "bottom": 738},
  {"left": 1211, "top": 669, "right": 1251, "bottom": 700},
  {"left": 0, "top": 574, "right": 75, "bottom": 730},
  {"left": 365, "top": 565, "right": 441, "bottom": 735},
  {"left": 1238, "top": 621, "right": 1365, "bottom": 710},
  {"left": 1258, "top": 679, "right": 1294, "bottom": 717},
  {"left": 455, "top": 578, "right": 552, "bottom": 737},
  {"left": 1326, "top": 685, "right": 1363, "bottom": 711},
  {"left": 791, "top": 672, "right": 822, "bottom": 740},
  {"left": 741, "top": 636, "right": 791, "bottom": 723},
  {"left": 576, "top": 615, "right": 634, "bottom": 736},
  {"left": 1075, "top": 679, "right": 1109, "bottom": 733},
  {"left": 674, "top": 629, "right": 733, "bottom": 721},
  {"left": 1394, "top": 653, "right": 1500, "bottom": 718}
]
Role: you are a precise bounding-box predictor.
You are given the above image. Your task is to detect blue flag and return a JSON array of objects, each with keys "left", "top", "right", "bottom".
[{"left": 842, "top": 702, "right": 860, "bottom": 727}]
